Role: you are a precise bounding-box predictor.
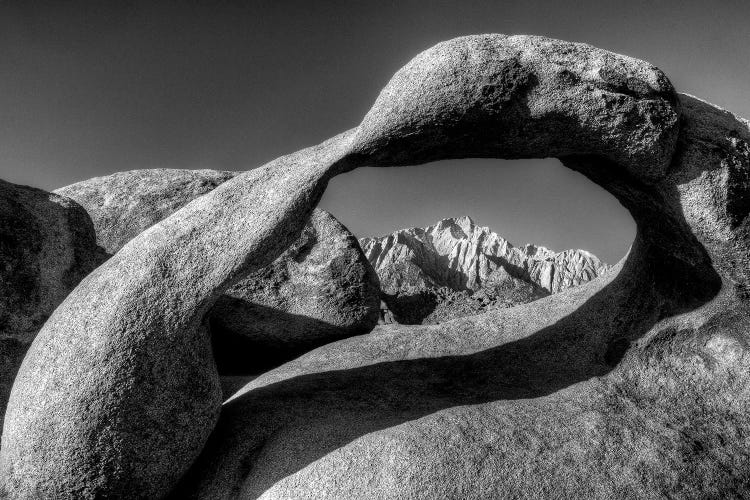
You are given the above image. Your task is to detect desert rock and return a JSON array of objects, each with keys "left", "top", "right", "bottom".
[
  {"left": 55, "top": 168, "right": 237, "bottom": 254},
  {"left": 57, "top": 169, "right": 380, "bottom": 374},
  {"left": 0, "top": 180, "right": 104, "bottom": 429},
  {"left": 210, "top": 209, "right": 380, "bottom": 374},
  {"left": 175, "top": 89, "right": 750, "bottom": 498},
  {"left": 6, "top": 34, "right": 742, "bottom": 500},
  {"left": 0, "top": 131, "right": 357, "bottom": 498}
]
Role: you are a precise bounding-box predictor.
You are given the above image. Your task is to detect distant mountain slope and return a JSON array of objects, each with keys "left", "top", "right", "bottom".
[{"left": 360, "top": 216, "right": 610, "bottom": 324}]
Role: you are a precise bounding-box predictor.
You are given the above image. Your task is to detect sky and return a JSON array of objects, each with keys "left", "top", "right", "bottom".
[{"left": 0, "top": 1, "right": 747, "bottom": 264}]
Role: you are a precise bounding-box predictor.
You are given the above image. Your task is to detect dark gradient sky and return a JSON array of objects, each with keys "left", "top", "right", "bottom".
[{"left": 1, "top": 1, "right": 748, "bottom": 263}]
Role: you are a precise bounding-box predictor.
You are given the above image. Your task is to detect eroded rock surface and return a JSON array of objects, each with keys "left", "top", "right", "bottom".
[
  {"left": 210, "top": 209, "right": 380, "bottom": 374},
  {"left": 0, "top": 180, "right": 104, "bottom": 429},
  {"left": 352, "top": 35, "right": 678, "bottom": 178},
  {"left": 57, "top": 169, "right": 380, "bottom": 375},
  {"left": 0, "top": 130, "right": 361, "bottom": 498},
  {"left": 55, "top": 169, "right": 237, "bottom": 255},
  {"left": 175, "top": 91, "right": 750, "bottom": 498},
  {"left": 4, "top": 34, "right": 747, "bottom": 500}
]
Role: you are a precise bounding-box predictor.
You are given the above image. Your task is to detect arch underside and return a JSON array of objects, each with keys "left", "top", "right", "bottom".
[{"left": 172, "top": 101, "right": 733, "bottom": 497}]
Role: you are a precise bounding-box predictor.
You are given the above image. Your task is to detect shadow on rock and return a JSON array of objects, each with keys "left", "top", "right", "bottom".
[
  {"left": 380, "top": 291, "right": 438, "bottom": 325},
  {"left": 210, "top": 298, "right": 377, "bottom": 376},
  {"left": 173, "top": 219, "right": 723, "bottom": 497},
  {"left": 0, "top": 179, "right": 107, "bottom": 429}
]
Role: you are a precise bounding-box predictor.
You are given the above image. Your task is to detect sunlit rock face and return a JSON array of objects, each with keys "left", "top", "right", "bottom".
[
  {"left": 361, "top": 216, "right": 609, "bottom": 324},
  {"left": 2, "top": 34, "right": 749, "bottom": 500},
  {"left": 362, "top": 215, "right": 608, "bottom": 294},
  {"left": 55, "top": 168, "right": 238, "bottom": 255}
]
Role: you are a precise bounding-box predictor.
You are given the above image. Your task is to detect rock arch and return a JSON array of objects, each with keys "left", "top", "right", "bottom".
[{"left": 2, "top": 34, "right": 749, "bottom": 498}]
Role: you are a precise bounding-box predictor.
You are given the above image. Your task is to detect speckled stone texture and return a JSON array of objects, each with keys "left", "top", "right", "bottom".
[
  {"left": 55, "top": 168, "right": 237, "bottom": 255},
  {"left": 0, "top": 180, "right": 104, "bottom": 430},
  {"left": 2, "top": 34, "right": 749, "bottom": 499},
  {"left": 210, "top": 208, "right": 380, "bottom": 374},
  {"left": 56, "top": 169, "right": 380, "bottom": 374},
  {"left": 0, "top": 132, "right": 355, "bottom": 498}
]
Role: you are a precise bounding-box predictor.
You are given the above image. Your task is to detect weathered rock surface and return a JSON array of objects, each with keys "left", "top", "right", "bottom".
[
  {"left": 211, "top": 209, "right": 380, "bottom": 374},
  {"left": 174, "top": 91, "right": 750, "bottom": 498},
  {"left": 0, "top": 180, "right": 104, "bottom": 429},
  {"left": 5, "top": 34, "right": 748, "bottom": 500},
  {"left": 56, "top": 169, "right": 380, "bottom": 374},
  {"left": 352, "top": 35, "right": 678, "bottom": 178},
  {"left": 362, "top": 216, "right": 606, "bottom": 323},
  {"left": 0, "top": 130, "right": 359, "bottom": 498},
  {"left": 55, "top": 168, "right": 237, "bottom": 255}
]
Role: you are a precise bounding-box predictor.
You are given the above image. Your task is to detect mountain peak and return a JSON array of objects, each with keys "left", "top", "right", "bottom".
[
  {"left": 361, "top": 216, "right": 609, "bottom": 295},
  {"left": 432, "top": 215, "right": 476, "bottom": 229},
  {"left": 434, "top": 215, "right": 476, "bottom": 232},
  {"left": 440, "top": 215, "right": 475, "bottom": 226},
  {"left": 450, "top": 215, "right": 475, "bottom": 228}
]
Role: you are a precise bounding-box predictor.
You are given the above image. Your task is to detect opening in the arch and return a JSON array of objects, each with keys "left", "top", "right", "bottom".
[{"left": 319, "top": 157, "right": 636, "bottom": 325}]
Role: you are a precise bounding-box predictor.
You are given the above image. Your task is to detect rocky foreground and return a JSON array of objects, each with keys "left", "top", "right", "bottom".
[
  {"left": 1, "top": 34, "right": 749, "bottom": 499},
  {"left": 361, "top": 215, "right": 608, "bottom": 324}
]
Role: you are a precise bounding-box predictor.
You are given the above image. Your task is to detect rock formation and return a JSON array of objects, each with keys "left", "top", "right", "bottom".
[
  {"left": 2, "top": 34, "right": 749, "bottom": 499},
  {"left": 55, "top": 169, "right": 237, "bottom": 255},
  {"left": 0, "top": 167, "right": 379, "bottom": 496},
  {"left": 211, "top": 209, "right": 380, "bottom": 374},
  {"left": 0, "top": 180, "right": 105, "bottom": 429},
  {"left": 56, "top": 169, "right": 380, "bottom": 374},
  {"left": 362, "top": 216, "right": 607, "bottom": 323}
]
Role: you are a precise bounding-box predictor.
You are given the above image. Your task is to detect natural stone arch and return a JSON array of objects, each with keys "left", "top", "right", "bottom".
[{"left": 1, "top": 34, "right": 748, "bottom": 498}]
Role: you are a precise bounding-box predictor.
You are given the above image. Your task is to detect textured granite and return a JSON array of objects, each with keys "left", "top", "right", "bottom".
[{"left": 3, "top": 34, "right": 748, "bottom": 499}]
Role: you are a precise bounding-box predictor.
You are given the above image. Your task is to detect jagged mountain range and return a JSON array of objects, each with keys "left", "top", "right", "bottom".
[{"left": 360, "top": 216, "right": 610, "bottom": 324}]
